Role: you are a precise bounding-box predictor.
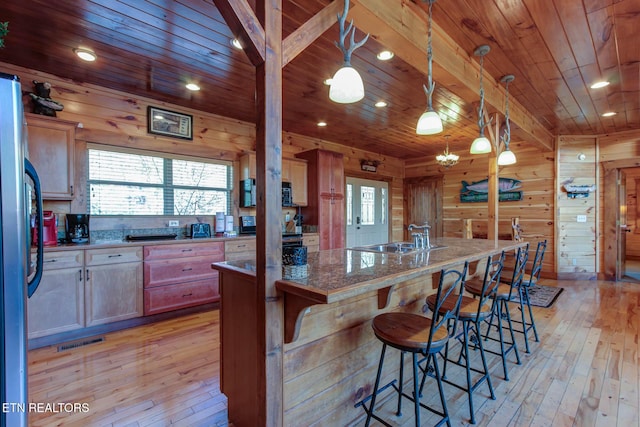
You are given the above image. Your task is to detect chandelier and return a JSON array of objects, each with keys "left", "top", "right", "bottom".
[{"left": 436, "top": 135, "right": 459, "bottom": 168}]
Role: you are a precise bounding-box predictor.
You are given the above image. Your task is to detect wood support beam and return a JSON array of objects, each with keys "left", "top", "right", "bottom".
[
  {"left": 254, "top": 0, "right": 284, "bottom": 424},
  {"left": 487, "top": 113, "right": 500, "bottom": 242},
  {"left": 282, "top": 0, "right": 343, "bottom": 67},
  {"left": 350, "top": 0, "right": 554, "bottom": 152},
  {"left": 213, "top": 0, "right": 266, "bottom": 66}
]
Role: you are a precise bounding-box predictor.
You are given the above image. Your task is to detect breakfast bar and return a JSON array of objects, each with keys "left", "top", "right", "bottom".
[{"left": 212, "top": 237, "right": 526, "bottom": 426}]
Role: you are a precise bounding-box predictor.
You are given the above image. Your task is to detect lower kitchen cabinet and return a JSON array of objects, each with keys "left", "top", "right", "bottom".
[
  {"left": 85, "top": 247, "right": 143, "bottom": 327},
  {"left": 224, "top": 238, "right": 256, "bottom": 261},
  {"left": 143, "top": 241, "right": 224, "bottom": 315},
  {"left": 28, "top": 250, "right": 85, "bottom": 339}
]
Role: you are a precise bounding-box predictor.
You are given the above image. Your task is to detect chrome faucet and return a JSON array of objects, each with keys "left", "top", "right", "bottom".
[{"left": 408, "top": 222, "right": 431, "bottom": 249}]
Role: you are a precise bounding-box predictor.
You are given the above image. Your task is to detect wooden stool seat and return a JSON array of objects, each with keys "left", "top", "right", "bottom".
[
  {"left": 372, "top": 312, "right": 448, "bottom": 351},
  {"left": 426, "top": 294, "right": 491, "bottom": 321}
]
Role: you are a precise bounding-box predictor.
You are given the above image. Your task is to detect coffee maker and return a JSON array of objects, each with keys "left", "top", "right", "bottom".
[{"left": 65, "top": 214, "right": 90, "bottom": 244}]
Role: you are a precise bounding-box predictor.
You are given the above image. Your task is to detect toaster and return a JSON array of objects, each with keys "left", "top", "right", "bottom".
[{"left": 190, "top": 223, "right": 211, "bottom": 238}]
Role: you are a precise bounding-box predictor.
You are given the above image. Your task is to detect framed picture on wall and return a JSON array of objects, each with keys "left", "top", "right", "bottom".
[{"left": 147, "top": 106, "right": 193, "bottom": 140}]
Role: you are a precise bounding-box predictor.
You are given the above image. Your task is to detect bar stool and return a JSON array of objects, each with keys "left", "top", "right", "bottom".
[
  {"left": 465, "top": 246, "right": 527, "bottom": 381},
  {"left": 360, "top": 262, "right": 468, "bottom": 427},
  {"left": 499, "top": 240, "right": 547, "bottom": 353},
  {"left": 425, "top": 253, "right": 504, "bottom": 424}
]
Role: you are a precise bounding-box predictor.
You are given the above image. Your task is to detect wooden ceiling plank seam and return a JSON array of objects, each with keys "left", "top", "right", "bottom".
[
  {"left": 212, "top": 0, "right": 267, "bottom": 66},
  {"left": 553, "top": 0, "right": 598, "bottom": 67},
  {"left": 613, "top": 0, "right": 640, "bottom": 131},
  {"left": 351, "top": 0, "right": 554, "bottom": 151},
  {"left": 522, "top": 0, "right": 578, "bottom": 74},
  {"left": 283, "top": 1, "right": 350, "bottom": 66}
]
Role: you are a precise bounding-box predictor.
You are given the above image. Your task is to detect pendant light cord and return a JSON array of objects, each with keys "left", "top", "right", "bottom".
[{"left": 423, "top": 0, "right": 436, "bottom": 110}]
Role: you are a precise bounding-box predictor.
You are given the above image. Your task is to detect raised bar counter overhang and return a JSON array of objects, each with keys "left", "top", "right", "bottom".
[{"left": 214, "top": 237, "right": 526, "bottom": 343}]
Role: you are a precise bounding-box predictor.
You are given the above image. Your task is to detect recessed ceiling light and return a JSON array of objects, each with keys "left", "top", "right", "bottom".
[
  {"left": 73, "top": 47, "right": 97, "bottom": 62},
  {"left": 590, "top": 81, "right": 610, "bottom": 89},
  {"left": 230, "top": 38, "right": 243, "bottom": 50},
  {"left": 602, "top": 111, "right": 616, "bottom": 117},
  {"left": 375, "top": 101, "right": 388, "bottom": 108},
  {"left": 317, "top": 121, "right": 327, "bottom": 127},
  {"left": 323, "top": 78, "right": 333, "bottom": 86},
  {"left": 185, "top": 83, "right": 200, "bottom": 91},
  {"left": 376, "top": 50, "right": 394, "bottom": 61}
]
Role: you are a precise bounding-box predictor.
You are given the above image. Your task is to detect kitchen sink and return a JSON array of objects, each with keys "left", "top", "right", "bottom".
[{"left": 351, "top": 242, "right": 447, "bottom": 254}]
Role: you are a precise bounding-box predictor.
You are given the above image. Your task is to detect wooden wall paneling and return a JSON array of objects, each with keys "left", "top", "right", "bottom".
[
  {"left": 281, "top": 275, "right": 434, "bottom": 426},
  {"left": 556, "top": 136, "right": 597, "bottom": 276}
]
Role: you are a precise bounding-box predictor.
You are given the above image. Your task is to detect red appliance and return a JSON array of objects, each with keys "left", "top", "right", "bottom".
[{"left": 32, "top": 211, "right": 58, "bottom": 246}]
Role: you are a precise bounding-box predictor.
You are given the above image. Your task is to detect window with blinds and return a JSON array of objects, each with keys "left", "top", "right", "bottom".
[{"left": 88, "top": 147, "right": 233, "bottom": 216}]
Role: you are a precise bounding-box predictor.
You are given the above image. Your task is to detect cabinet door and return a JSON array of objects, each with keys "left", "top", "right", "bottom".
[
  {"left": 27, "top": 268, "right": 84, "bottom": 338},
  {"left": 26, "top": 114, "right": 76, "bottom": 200},
  {"left": 290, "top": 159, "right": 308, "bottom": 206},
  {"left": 329, "top": 152, "right": 344, "bottom": 198},
  {"left": 85, "top": 262, "right": 143, "bottom": 326},
  {"left": 240, "top": 153, "right": 256, "bottom": 180}
]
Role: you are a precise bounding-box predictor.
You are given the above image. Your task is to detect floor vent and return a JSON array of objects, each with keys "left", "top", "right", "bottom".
[{"left": 57, "top": 337, "right": 105, "bottom": 352}]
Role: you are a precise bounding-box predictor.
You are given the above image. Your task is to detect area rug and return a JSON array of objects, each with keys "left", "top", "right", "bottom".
[{"left": 519, "top": 284, "right": 564, "bottom": 308}]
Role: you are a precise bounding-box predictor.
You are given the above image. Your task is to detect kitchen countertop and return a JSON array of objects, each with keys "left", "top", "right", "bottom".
[
  {"left": 213, "top": 237, "right": 527, "bottom": 343},
  {"left": 216, "top": 237, "right": 526, "bottom": 304},
  {"left": 38, "top": 234, "right": 257, "bottom": 251}
]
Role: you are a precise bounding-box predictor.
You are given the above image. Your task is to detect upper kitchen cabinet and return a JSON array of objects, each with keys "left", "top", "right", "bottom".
[
  {"left": 285, "top": 158, "right": 308, "bottom": 206},
  {"left": 26, "top": 113, "right": 77, "bottom": 200},
  {"left": 239, "top": 153, "right": 308, "bottom": 206},
  {"left": 295, "top": 149, "right": 345, "bottom": 250}
]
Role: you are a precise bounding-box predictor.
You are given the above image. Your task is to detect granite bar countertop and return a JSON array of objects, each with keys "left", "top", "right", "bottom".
[{"left": 214, "top": 237, "right": 527, "bottom": 304}]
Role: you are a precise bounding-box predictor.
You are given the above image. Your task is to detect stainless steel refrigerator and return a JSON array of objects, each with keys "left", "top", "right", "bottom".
[{"left": 1, "top": 72, "right": 44, "bottom": 427}]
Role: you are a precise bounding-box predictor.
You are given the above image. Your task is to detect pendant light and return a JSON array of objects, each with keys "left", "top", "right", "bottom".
[
  {"left": 497, "top": 74, "right": 517, "bottom": 166},
  {"left": 416, "top": 0, "right": 443, "bottom": 135},
  {"left": 329, "top": 0, "right": 369, "bottom": 104},
  {"left": 469, "top": 45, "right": 493, "bottom": 154}
]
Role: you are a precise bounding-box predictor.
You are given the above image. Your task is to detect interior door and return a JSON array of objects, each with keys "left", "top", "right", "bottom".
[
  {"left": 618, "top": 169, "right": 627, "bottom": 280},
  {"left": 404, "top": 176, "right": 443, "bottom": 241},
  {"left": 345, "top": 177, "right": 389, "bottom": 247}
]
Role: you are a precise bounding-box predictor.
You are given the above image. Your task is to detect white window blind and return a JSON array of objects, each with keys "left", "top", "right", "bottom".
[{"left": 88, "top": 147, "right": 232, "bottom": 216}]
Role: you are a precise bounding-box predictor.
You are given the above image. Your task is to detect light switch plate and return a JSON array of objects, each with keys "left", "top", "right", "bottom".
[{"left": 576, "top": 215, "right": 587, "bottom": 223}]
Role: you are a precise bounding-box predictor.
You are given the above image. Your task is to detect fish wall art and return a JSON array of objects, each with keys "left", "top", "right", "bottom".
[{"left": 460, "top": 177, "right": 523, "bottom": 203}]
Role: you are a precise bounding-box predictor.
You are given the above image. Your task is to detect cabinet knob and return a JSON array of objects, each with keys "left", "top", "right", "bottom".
[
  {"left": 182, "top": 293, "right": 193, "bottom": 298},
  {"left": 70, "top": 185, "right": 74, "bottom": 196},
  {"left": 108, "top": 254, "right": 122, "bottom": 258},
  {"left": 182, "top": 267, "right": 193, "bottom": 272}
]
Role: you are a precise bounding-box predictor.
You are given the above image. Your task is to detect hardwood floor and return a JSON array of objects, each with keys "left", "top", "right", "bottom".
[{"left": 28, "top": 278, "right": 640, "bottom": 426}]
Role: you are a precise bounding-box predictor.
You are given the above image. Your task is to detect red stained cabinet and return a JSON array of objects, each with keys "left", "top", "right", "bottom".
[
  {"left": 296, "top": 149, "right": 345, "bottom": 250},
  {"left": 143, "top": 241, "right": 224, "bottom": 315}
]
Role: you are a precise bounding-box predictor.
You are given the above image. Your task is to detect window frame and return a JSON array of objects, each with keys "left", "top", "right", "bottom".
[{"left": 87, "top": 143, "right": 233, "bottom": 216}]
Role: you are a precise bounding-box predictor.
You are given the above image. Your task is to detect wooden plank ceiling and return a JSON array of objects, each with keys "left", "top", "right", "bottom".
[{"left": 0, "top": 0, "right": 637, "bottom": 160}]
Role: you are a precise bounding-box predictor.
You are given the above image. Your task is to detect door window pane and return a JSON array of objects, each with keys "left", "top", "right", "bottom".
[
  {"left": 346, "top": 184, "right": 353, "bottom": 226},
  {"left": 361, "top": 186, "right": 375, "bottom": 225}
]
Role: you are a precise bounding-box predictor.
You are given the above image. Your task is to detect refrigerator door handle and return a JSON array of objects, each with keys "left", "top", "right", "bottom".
[{"left": 25, "top": 158, "right": 43, "bottom": 298}]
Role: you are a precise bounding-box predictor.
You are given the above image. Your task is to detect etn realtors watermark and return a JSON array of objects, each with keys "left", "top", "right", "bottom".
[{"left": 3, "top": 402, "right": 90, "bottom": 413}]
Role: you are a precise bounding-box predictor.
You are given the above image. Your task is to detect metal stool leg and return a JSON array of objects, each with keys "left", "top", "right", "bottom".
[{"left": 364, "top": 343, "right": 387, "bottom": 427}]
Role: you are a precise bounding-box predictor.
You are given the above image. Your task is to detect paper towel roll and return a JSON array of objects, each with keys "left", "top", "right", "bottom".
[{"left": 215, "top": 212, "right": 225, "bottom": 233}]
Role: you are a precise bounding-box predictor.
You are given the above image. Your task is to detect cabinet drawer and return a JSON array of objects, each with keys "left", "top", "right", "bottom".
[
  {"left": 302, "top": 235, "right": 319, "bottom": 246},
  {"left": 144, "top": 277, "right": 218, "bottom": 315},
  {"left": 144, "top": 241, "right": 224, "bottom": 260},
  {"left": 225, "top": 239, "right": 256, "bottom": 254},
  {"left": 144, "top": 255, "right": 218, "bottom": 288},
  {"left": 85, "top": 246, "right": 143, "bottom": 266},
  {"left": 40, "top": 250, "right": 84, "bottom": 270}
]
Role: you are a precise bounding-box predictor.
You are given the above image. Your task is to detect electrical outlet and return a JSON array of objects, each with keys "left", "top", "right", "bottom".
[
  {"left": 576, "top": 215, "right": 587, "bottom": 223},
  {"left": 169, "top": 220, "right": 179, "bottom": 227}
]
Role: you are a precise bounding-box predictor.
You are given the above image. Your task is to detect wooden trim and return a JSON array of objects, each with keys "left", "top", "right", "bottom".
[
  {"left": 601, "top": 158, "right": 640, "bottom": 281},
  {"left": 212, "top": 0, "right": 266, "bottom": 66},
  {"left": 282, "top": 0, "right": 343, "bottom": 66}
]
